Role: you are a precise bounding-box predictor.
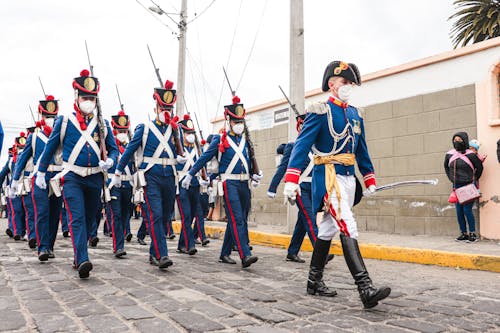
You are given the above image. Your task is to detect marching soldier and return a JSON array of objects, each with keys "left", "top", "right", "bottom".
[
  {"left": 105, "top": 110, "right": 134, "bottom": 258},
  {"left": 268, "top": 113, "right": 332, "bottom": 264},
  {"left": 110, "top": 80, "right": 186, "bottom": 269},
  {"left": 8, "top": 134, "right": 28, "bottom": 241},
  {"left": 283, "top": 61, "right": 390, "bottom": 308},
  {"left": 175, "top": 115, "right": 208, "bottom": 255},
  {"left": 182, "top": 96, "right": 261, "bottom": 268},
  {"left": 36, "top": 69, "right": 118, "bottom": 278},
  {"left": 0, "top": 146, "right": 15, "bottom": 237},
  {"left": 13, "top": 96, "right": 62, "bottom": 255}
]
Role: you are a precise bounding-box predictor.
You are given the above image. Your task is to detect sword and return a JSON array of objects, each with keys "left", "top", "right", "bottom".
[{"left": 363, "top": 179, "right": 438, "bottom": 196}]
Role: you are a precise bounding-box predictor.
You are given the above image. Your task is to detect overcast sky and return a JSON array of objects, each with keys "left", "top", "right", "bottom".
[{"left": 0, "top": 0, "right": 456, "bottom": 158}]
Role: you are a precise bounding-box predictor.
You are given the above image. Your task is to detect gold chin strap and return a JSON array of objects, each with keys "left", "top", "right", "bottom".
[{"left": 314, "top": 153, "right": 355, "bottom": 219}]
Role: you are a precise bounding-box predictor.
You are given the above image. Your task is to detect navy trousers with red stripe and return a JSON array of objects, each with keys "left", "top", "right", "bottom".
[
  {"left": 176, "top": 186, "right": 199, "bottom": 251},
  {"left": 11, "top": 196, "right": 25, "bottom": 237},
  {"left": 287, "top": 183, "right": 318, "bottom": 256},
  {"left": 106, "top": 184, "right": 132, "bottom": 252},
  {"left": 143, "top": 173, "right": 175, "bottom": 259},
  {"left": 220, "top": 180, "right": 252, "bottom": 259},
  {"left": 193, "top": 201, "right": 207, "bottom": 241},
  {"left": 22, "top": 193, "right": 36, "bottom": 241},
  {"left": 62, "top": 172, "right": 102, "bottom": 266},
  {"left": 33, "top": 173, "right": 63, "bottom": 253}
]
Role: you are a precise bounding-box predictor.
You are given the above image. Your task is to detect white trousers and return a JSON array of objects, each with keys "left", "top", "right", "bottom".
[{"left": 317, "top": 175, "right": 358, "bottom": 241}]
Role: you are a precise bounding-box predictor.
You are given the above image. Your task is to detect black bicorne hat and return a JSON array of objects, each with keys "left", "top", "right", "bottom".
[
  {"left": 73, "top": 69, "right": 100, "bottom": 97},
  {"left": 224, "top": 95, "right": 245, "bottom": 121},
  {"left": 153, "top": 80, "right": 176, "bottom": 108},
  {"left": 322, "top": 61, "right": 361, "bottom": 92},
  {"left": 111, "top": 110, "right": 130, "bottom": 130},
  {"left": 38, "top": 95, "right": 59, "bottom": 116}
]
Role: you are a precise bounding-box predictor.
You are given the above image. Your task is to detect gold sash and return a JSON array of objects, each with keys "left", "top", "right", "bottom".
[{"left": 314, "top": 153, "right": 355, "bottom": 218}]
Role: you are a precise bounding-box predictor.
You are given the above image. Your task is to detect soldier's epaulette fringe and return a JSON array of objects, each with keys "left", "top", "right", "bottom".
[{"left": 305, "top": 102, "right": 329, "bottom": 115}]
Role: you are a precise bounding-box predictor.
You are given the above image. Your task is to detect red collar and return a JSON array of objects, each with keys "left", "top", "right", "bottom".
[{"left": 328, "top": 96, "right": 348, "bottom": 109}]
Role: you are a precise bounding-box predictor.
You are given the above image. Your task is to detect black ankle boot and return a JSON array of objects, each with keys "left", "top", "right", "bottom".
[
  {"left": 307, "top": 239, "right": 337, "bottom": 297},
  {"left": 340, "top": 234, "right": 391, "bottom": 308}
]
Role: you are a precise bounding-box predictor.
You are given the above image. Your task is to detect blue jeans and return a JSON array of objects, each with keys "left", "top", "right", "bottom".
[{"left": 455, "top": 201, "right": 475, "bottom": 233}]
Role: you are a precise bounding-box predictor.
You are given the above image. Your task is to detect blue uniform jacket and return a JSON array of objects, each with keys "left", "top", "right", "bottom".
[
  {"left": 38, "top": 113, "right": 118, "bottom": 174},
  {"left": 188, "top": 132, "right": 250, "bottom": 177},
  {"left": 116, "top": 121, "right": 180, "bottom": 177},
  {"left": 0, "top": 158, "right": 12, "bottom": 186},
  {"left": 109, "top": 142, "right": 135, "bottom": 187},
  {"left": 13, "top": 131, "right": 54, "bottom": 181},
  {"left": 285, "top": 100, "right": 375, "bottom": 212},
  {"left": 0, "top": 121, "right": 4, "bottom": 155},
  {"left": 268, "top": 142, "right": 312, "bottom": 194},
  {"left": 176, "top": 145, "right": 200, "bottom": 186}
]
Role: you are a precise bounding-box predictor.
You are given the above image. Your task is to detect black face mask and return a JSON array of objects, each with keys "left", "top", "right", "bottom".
[{"left": 453, "top": 141, "right": 466, "bottom": 151}]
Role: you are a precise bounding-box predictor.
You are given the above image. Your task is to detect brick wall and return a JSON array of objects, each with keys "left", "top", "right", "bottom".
[{"left": 249, "top": 85, "right": 479, "bottom": 236}]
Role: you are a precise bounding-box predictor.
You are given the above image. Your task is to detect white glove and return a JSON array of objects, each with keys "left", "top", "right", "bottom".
[
  {"left": 251, "top": 170, "right": 263, "bottom": 182},
  {"left": 283, "top": 182, "right": 301, "bottom": 203},
  {"left": 251, "top": 180, "right": 260, "bottom": 188},
  {"left": 176, "top": 154, "right": 188, "bottom": 164},
  {"left": 181, "top": 174, "right": 193, "bottom": 189},
  {"left": 9, "top": 180, "right": 19, "bottom": 198},
  {"left": 267, "top": 191, "right": 276, "bottom": 199},
  {"left": 367, "top": 185, "right": 376, "bottom": 194},
  {"left": 99, "top": 158, "right": 114, "bottom": 171},
  {"left": 109, "top": 173, "right": 122, "bottom": 188},
  {"left": 199, "top": 178, "right": 210, "bottom": 187},
  {"left": 35, "top": 172, "right": 47, "bottom": 190}
]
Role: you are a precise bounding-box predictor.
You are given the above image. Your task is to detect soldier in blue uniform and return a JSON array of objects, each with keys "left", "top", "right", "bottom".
[
  {"left": 182, "top": 96, "right": 261, "bottom": 268},
  {"left": 110, "top": 80, "right": 186, "bottom": 269},
  {"left": 0, "top": 146, "right": 16, "bottom": 238},
  {"left": 106, "top": 110, "right": 134, "bottom": 258},
  {"left": 13, "top": 96, "right": 63, "bottom": 256},
  {"left": 283, "top": 61, "right": 390, "bottom": 308},
  {"left": 35, "top": 69, "right": 118, "bottom": 278},
  {"left": 268, "top": 114, "right": 331, "bottom": 264},
  {"left": 175, "top": 115, "right": 209, "bottom": 255},
  {"left": 8, "top": 134, "right": 28, "bottom": 241}
]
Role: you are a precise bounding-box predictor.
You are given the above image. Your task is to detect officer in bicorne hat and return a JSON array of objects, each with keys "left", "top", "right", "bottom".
[
  {"left": 12, "top": 95, "right": 63, "bottom": 257},
  {"left": 105, "top": 110, "right": 134, "bottom": 258},
  {"left": 182, "top": 96, "right": 261, "bottom": 268},
  {"left": 110, "top": 80, "right": 187, "bottom": 269},
  {"left": 283, "top": 60, "right": 390, "bottom": 308},
  {"left": 36, "top": 70, "right": 118, "bottom": 278}
]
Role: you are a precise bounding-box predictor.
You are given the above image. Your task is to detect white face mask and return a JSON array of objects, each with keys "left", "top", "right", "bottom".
[
  {"left": 232, "top": 123, "right": 244, "bottom": 135},
  {"left": 44, "top": 118, "right": 55, "bottom": 127},
  {"left": 116, "top": 132, "right": 128, "bottom": 143},
  {"left": 79, "top": 100, "right": 96, "bottom": 114},
  {"left": 338, "top": 84, "right": 353, "bottom": 102},
  {"left": 185, "top": 134, "right": 195, "bottom": 144},
  {"left": 158, "top": 111, "right": 170, "bottom": 124}
]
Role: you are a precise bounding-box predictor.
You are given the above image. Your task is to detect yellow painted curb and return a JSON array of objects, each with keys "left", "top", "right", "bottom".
[{"left": 172, "top": 222, "right": 500, "bottom": 273}]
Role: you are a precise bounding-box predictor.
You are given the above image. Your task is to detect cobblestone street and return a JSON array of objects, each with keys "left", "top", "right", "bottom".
[{"left": 1, "top": 219, "right": 499, "bottom": 333}]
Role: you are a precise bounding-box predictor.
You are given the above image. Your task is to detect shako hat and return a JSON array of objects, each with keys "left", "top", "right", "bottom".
[
  {"left": 72, "top": 69, "right": 100, "bottom": 97},
  {"left": 154, "top": 80, "right": 176, "bottom": 108},
  {"left": 15, "top": 132, "right": 27, "bottom": 148},
  {"left": 321, "top": 61, "right": 361, "bottom": 92},
  {"left": 111, "top": 110, "right": 130, "bottom": 130},
  {"left": 38, "top": 95, "right": 59, "bottom": 116},
  {"left": 178, "top": 114, "right": 195, "bottom": 133},
  {"left": 224, "top": 96, "right": 245, "bottom": 121}
]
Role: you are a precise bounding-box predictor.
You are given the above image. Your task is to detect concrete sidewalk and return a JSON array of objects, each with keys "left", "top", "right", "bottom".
[{"left": 175, "top": 220, "right": 500, "bottom": 273}]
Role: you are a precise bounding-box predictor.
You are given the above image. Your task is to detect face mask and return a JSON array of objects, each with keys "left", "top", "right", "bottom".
[
  {"left": 338, "top": 84, "right": 353, "bottom": 102},
  {"left": 185, "top": 134, "right": 195, "bottom": 144},
  {"left": 79, "top": 100, "right": 96, "bottom": 114},
  {"left": 44, "top": 118, "right": 55, "bottom": 127},
  {"left": 116, "top": 132, "right": 128, "bottom": 143},
  {"left": 158, "top": 111, "right": 170, "bottom": 124},
  {"left": 232, "top": 123, "right": 244, "bottom": 135},
  {"left": 453, "top": 141, "right": 466, "bottom": 151}
]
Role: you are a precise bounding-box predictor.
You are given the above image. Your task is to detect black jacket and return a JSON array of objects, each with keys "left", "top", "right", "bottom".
[{"left": 444, "top": 132, "right": 483, "bottom": 187}]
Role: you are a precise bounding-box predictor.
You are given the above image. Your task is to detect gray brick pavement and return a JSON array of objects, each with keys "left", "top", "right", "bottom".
[{"left": 1, "top": 218, "right": 499, "bottom": 332}]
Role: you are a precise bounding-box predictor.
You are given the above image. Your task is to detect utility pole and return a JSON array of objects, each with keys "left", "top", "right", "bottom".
[
  {"left": 287, "top": 0, "right": 304, "bottom": 233},
  {"left": 175, "top": 0, "right": 188, "bottom": 117}
]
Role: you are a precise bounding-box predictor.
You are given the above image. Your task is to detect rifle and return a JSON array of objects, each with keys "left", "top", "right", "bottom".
[
  {"left": 28, "top": 105, "right": 36, "bottom": 124},
  {"left": 278, "top": 85, "right": 300, "bottom": 117},
  {"left": 146, "top": 45, "right": 184, "bottom": 157},
  {"left": 222, "top": 67, "right": 259, "bottom": 175},
  {"left": 115, "top": 84, "right": 137, "bottom": 174},
  {"left": 183, "top": 96, "right": 207, "bottom": 181},
  {"left": 85, "top": 41, "right": 111, "bottom": 202}
]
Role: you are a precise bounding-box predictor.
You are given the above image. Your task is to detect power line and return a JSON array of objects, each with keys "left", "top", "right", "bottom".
[
  {"left": 150, "top": 0, "right": 180, "bottom": 27},
  {"left": 134, "top": 0, "right": 178, "bottom": 35},
  {"left": 187, "top": 0, "right": 217, "bottom": 24}
]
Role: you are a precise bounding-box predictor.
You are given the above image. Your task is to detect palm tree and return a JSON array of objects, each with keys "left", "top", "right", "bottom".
[{"left": 449, "top": 0, "right": 500, "bottom": 48}]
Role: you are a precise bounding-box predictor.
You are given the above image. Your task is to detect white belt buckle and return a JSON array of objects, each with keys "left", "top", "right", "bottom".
[
  {"left": 240, "top": 174, "right": 246, "bottom": 181},
  {"left": 87, "top": 167, "right": 92, "bottom": 176}
]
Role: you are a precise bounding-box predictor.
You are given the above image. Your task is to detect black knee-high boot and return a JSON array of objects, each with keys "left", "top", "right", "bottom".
[
  {"left": 307, "top": 238, "right": 337, "bottom": 297},
  {"left": 340, "top": 233, "right": 391, "bottom": 308}
]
